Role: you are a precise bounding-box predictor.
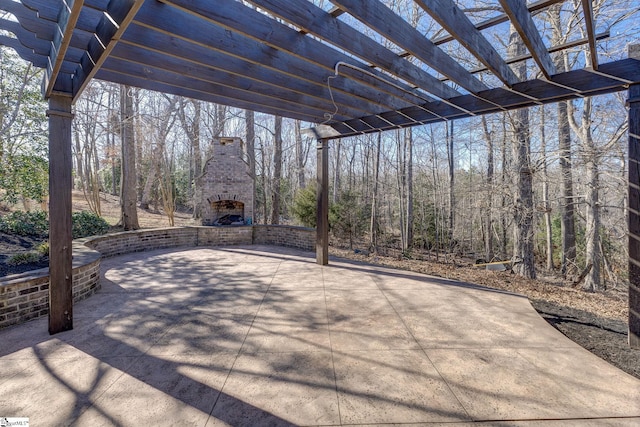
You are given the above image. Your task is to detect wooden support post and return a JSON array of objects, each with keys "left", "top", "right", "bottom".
[
  {"left": 47, "top": 95, "right": 74, "bottom": 335},
  {"left": 316, "top": 138, "right": 329, "bottom": 265},
  {"left": 628, "top": 44, "right": 640, "bottom": 349}
]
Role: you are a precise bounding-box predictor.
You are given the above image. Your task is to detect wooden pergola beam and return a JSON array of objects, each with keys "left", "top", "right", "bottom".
[
  {"left": 12, "top": 0, "right": 103, "bottom": 33},
  {"left": 431, "top": 0, "right": 565, "bottom": 46},
  {"left": 414, "top": 0, "right": 520, "bottom": 88},
  {"left": 100, "top": 54, "right": 352, "bottom": 122},
  {"left": 329, "top": 57, "right": 640, "bottom": 137},
  {"left": 71, "top": 0, "right": 144, "bottom": 100},
  {"left": 332, "top": 0, "right": 487, "bottom": 94},
  {"left": 499, "top": 0, "right": 556, "bottom": 79},
  {"left": 245, "top": 0, "right": 459, "bottom": 101},
  {"left": 628, "top": 44, "right": 640, "bottom": 348},
  {"left": 581, "top": 0, "right": 599, "bottom": 70},
  {"left": 447, "top": 31, "right": 609, "bottom": 79},
  {"left": 110, "top": 41, "right": 366, "bottom": 119},
  {"left": 128, "top": 7, "right": 414, "bottom": 114},
  {"left": 156, "top": 0, "right": 425, "bottom": 106},
  {"left": 44, "top": 0, "right": 84, "bottom": 97}
]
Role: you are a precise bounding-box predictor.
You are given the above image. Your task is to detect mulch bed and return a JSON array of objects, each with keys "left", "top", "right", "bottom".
[
  {"left": 531, "top": 299, "right": 640, "bottom": 379},
  {"left": 0, "top": 232, "right": 49, "bottom": 277}
]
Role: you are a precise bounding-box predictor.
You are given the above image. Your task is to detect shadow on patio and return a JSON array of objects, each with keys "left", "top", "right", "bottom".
[{"left": 1, "top": 246, "right": 639, "bottom": 426}]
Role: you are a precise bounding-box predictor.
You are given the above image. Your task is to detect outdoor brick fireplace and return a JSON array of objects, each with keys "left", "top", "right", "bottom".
[{"left": 198, "top": 137, "right": 254, "bottom": 226}]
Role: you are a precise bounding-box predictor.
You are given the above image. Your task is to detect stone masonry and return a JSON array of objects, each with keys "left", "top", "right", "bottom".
[{"left": 197, "top": 137, "right": 254, "bottom": 226}]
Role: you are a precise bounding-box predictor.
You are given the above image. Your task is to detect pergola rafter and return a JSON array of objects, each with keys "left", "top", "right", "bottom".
[
  {"left": 0, "top": 0, "right": 639, "bottom": 348},
  {"left": 498, "top": 0, "right": 556, "bottom": 79},
  {"left": 413, "top": 0, "right": 519, "bottom": 88},
  {"left": 1, "top": 0, "right": 637, "bottom": 135}
]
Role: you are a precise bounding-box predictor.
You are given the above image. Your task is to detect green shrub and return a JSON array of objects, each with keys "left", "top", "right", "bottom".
[
  {"left": 0, "top": 210, "right": 109, "bottom": 239},
  {"left": 7, "top": 251, "right": 43, "bottom": 266},
  {"left": 0, "top": 210, "right": 49, "bottom": 237},
  {"left": 291, "top": 186, "right": 316, "bottom": 227},
  {"left": 36, "top": 241, "right": 49, "bottom": 256},
  {"left": 72, "top": 211, "right": 109, "bottom": 238}
]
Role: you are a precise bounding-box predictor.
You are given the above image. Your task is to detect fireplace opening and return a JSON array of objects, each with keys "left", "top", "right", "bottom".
[{"left": 211, "top": 200, "right": 245, "bottom": 226}]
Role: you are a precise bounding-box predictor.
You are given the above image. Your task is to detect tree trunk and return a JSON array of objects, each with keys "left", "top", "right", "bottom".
[
  {"left": 481, "top": 116, "right": 494, "bottom": 261},
  {"left": 295, "top": 120, "right": 306, "bottom": 189},
  {"left": 260, "top": 137, "right": 268, "bottom": 225},
  {"left": 189, "top": 101, "right": 202, "bottom": 217},
  {"left": 107, "top": 87, "right": 118, "bottom": 195},
  {"left": 540, "top": 107, "right": 554, "bottom": 270},
  {"left": 370, "top": 132, "right": 381, "bottom": 251},
  {"left": 500, "top": 121, "right": 508, "bottom": 259},
  {"left": 245, "top": 110, "right": 256, "bottom": 223},
  {"left": 191, "top": 101, "right": 202, "bottom": 177},
  {"left": 430, "top": 129, "right": 441, "bottom": 260},
  {"left": 549, "top": 3, "right": 577, "bottom": 276},
  {"left": 333, "top": 139, "right": 341, "bottom": 203},
  {"left": 576, "top": 98, "right": 602, "bottom": 291},
  {"left": 73, "top": 130, "right": 84, "bottom": 190},
  {"left": 396, "top": 129, "right": 407, "bottom": 250},
  {"left": 178, "top": 99, "right": 202, "bottom": 217},
  {"left": 139, "top": 146, "right": 160, "bottom": 210},
  {"left": 509, "top": 27, "right": 535, "bottom": 279},
  {"left": 583, "top": 153, "right": 601, "bottom": 291},
  {"left": 119, "top": 85, "right": 140, "bottom": 230},
  {"left": 271, "top": 115, "right": 282, "bottom": 224},
  {"left": 559, "top": 104, "right": 577, "bottom": 275},
  {"left": 447, "top": 121, "right": 455, "bottom": 248},
  {"left": 405, "top": 127, "right": 414, "bottom": 250}
]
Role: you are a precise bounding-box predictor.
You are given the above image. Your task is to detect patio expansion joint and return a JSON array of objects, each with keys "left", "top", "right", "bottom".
[
  {"left": 206, "top": 256, "right": 284, "bottom": 420},
  {"left": 371, "top": 273, "right": 473, "bottom": 421},
  {"left": 321, "top": 263, "right": 343, "bottom": 424}
]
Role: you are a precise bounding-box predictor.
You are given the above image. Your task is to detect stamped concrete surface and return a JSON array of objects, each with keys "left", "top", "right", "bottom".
[{"left": 1, "top": 245, "right": 639, "bottom": 426}]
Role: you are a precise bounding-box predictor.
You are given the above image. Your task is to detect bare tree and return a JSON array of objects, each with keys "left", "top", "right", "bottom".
[
  {"left": 540, "top": 107, "right": 554, "bottom": 270},
  {"left": 405, "top": 127, "right": 414, "bottom": 250},
  {"left": 245, "top": 110, "right": 256, "bottom": 223},
  {"left": 139, "top": 95, "right": 178, "bottom": 211},
  {"left": 177, "top": 98, "right": 202, "bottom": 217},
  {"left": 568, "top": 95, "right": 628, "bottom": 291},
  {"left": 271, "top": 115, "right": 282, "bottom": 224},
  {"left": 118, "top": 85, "right": 140, "bottom": 230},
  {"left": 446, "top": 121, "right": 455, "bottom": 248},
  {"left": 333, "top": 139, "right": 341, "bottom": 203},
  {"left": 73, "top": 90, "right": 102, "bottom": 215},
  {"left": 294, "top": 120, "right": 306, "bottom": 190},
  {"left": 548, "top": 4, "right": 577, "bottom": 276},
  {"left": 370, "top": 132, "right": 382, "bottom": 251},
  {"left": 508, "top": 28, "right": 535, "bottom": 279},
  {"left": 481, "top": 116, "right": 494, "bottom": 261}
]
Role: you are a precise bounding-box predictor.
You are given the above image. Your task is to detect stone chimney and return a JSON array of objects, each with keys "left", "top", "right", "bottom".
[{"left": 197, "top": 137, "right": 254, "bottom": 226}]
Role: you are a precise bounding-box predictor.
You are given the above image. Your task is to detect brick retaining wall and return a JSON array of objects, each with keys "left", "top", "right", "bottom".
[
  {"left": 253, "top": 225, "right": 315, "bottom": 252},
  {"left": 0, "top": 242, "right": 101, "bottom": 329},
  {"left": 0, "top": 225, "right": 315, "bottom": 328}
]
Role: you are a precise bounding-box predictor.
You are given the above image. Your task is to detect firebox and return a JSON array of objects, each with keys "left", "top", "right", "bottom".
[
  {"left": 211, "top": 200, "right": 244, "bottom": 226},
  {"left": 197, "top": 137, "right": 254, "bottom": 226}
]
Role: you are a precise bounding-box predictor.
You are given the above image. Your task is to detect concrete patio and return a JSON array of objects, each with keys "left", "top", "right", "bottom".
[{"left": 1, "top": 245, "right": 639, "bottom": 426}]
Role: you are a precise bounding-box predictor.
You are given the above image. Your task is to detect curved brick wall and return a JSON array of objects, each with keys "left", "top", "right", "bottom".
[
  {"left": 0, "top": 225, "right": 314, "bottom": 328},
  {"left": 0, "top": 241, "right": 101, "bottom": 329}
]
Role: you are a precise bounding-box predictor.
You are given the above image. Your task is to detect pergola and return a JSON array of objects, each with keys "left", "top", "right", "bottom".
[{"left": 0, "top": 1, "right": 639, "bottom": 346}]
